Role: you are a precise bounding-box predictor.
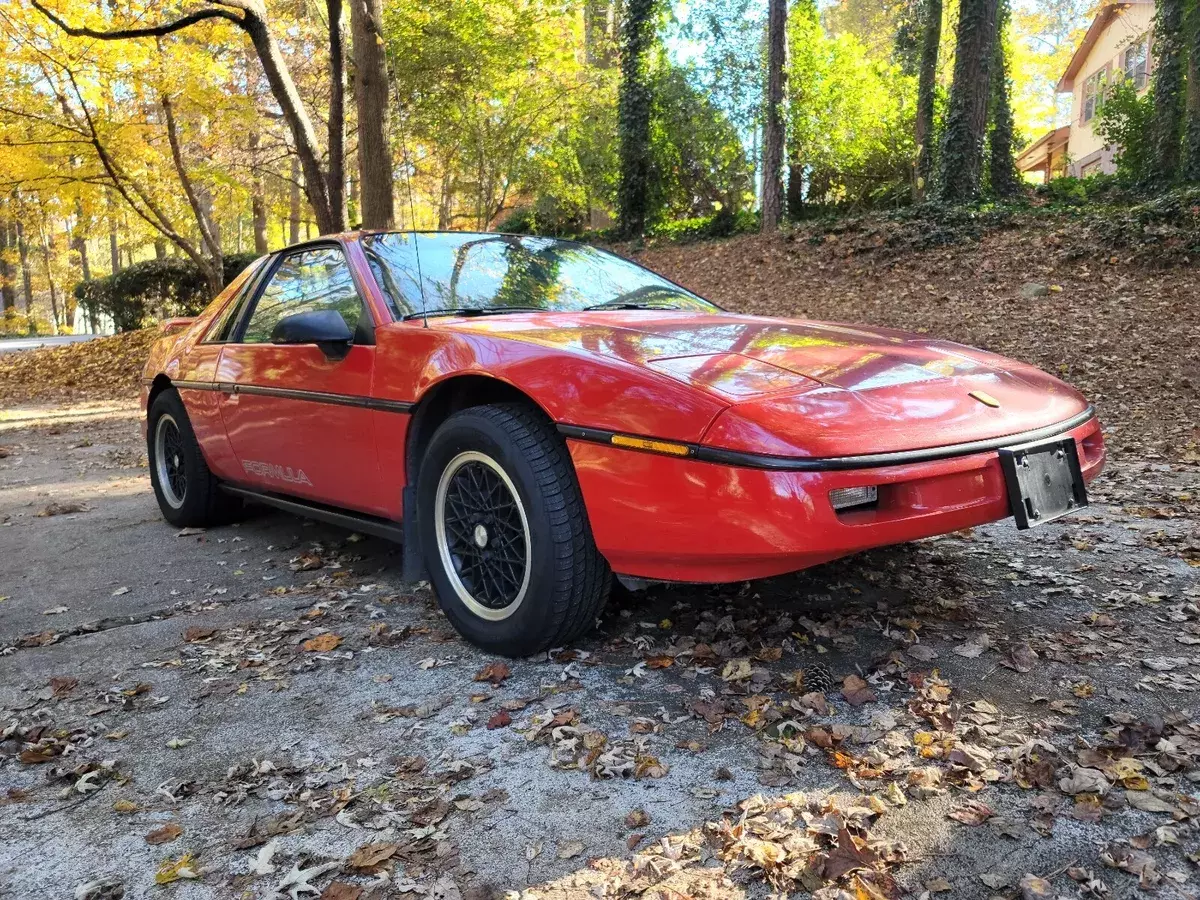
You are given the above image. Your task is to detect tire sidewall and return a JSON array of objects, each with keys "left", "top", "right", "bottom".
[
  {"left": 418, "top": 410, "right": 562, "bottom": 655},
  {"left": 147, "top": 390, "right": 204, "bottom": 527}
]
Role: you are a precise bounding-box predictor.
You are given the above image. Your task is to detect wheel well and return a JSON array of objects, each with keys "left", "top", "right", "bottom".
[
  {"left": 147, "top": 374, "right": 174, "bottom": 412},
  {"left": 405, "top": 376, "right": 548, "bottom": 485}
]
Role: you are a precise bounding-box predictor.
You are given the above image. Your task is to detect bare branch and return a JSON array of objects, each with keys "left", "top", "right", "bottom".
[{"left": 30, "top": 0, "right": 244, "bottom": 40}]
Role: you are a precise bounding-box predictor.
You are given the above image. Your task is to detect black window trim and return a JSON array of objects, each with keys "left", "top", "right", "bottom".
[
  {"left": 228, "top": 240, "right": 376, "bottom": 347},
  {"left": 200, "top": 256, "right": 270, "bottom": 345},
  {"left": 359, "top": 231, "right": 726, "bottom": 321}
]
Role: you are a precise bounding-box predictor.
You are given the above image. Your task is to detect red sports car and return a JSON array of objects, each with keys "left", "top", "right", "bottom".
[{"left": 142, "top": 232, "right": 1105, "bottom": 655}]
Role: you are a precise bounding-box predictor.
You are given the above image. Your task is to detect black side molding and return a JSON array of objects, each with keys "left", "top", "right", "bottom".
[
  {"left": 170, "top": 380, "right": 413, "bottom": 413},
  {"left": 559, "top": 406, "right": 1097, "bottom": 472},
  {"left": 220, "top": 485, "right": 405, "bottom": 543}
]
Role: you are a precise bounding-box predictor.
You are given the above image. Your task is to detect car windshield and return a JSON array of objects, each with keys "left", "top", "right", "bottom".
[{"left": 360, "top": 232, "right": 719, "bottom": 319}]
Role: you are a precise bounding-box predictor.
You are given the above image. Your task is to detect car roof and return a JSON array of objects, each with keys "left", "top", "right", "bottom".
[{"left": 270, "top": 230, "right": 581, "bottom": 257}]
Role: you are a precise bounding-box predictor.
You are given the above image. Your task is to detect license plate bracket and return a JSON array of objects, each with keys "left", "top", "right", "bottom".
[{"left": 999, "top": 437, "right": 1088, "bottom": 529}]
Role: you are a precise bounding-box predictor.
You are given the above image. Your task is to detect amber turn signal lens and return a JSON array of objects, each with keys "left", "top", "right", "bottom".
[{"left": 610, "top": 434, "right": 692, "bottom": 457}]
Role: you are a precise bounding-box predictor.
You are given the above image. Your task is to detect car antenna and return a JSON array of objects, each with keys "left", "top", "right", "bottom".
[{"left": 396, "top": 108, "right": 429, "bottom": 328}]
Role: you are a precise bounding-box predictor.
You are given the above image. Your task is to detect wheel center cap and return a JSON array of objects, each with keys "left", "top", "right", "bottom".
[
  {"left": 173, "top": 455, "right": 180, "bottom": 468},
  {"left": 473, "top": 524, "right": 489, "bottom": 548}
]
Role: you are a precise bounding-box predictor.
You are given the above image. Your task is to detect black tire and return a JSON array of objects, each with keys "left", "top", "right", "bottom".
[
  {"left": 417, "top": 403, "right": 611, "bottom": 656},
  {"left": 147, "top": 388, "right": 241, "bottom": 528}
]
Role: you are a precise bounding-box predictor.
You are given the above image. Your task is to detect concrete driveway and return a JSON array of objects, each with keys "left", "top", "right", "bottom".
[{"left": 1, "top": 399, "right": 1198, "bottom": 899}]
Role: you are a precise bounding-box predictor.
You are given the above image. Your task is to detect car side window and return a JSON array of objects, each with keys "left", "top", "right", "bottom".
[
  {"left": 240, "top": 247, "right": 365, "bottom": 345},
  {"left": 202, "top": 258, "right": 265, "bottom": 343}
]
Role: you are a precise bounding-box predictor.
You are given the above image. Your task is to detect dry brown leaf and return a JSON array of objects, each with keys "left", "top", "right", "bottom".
[
  {"left": 474, "top": 661, "right": 511, "bottom": 685},
  {"left": 841, "top": 674, "right": 876, "bottom": 707},
  {"left": 301, "top": 633, "right": 342, "bottom": 653},
  {"left": 347, "top": 841, "right": 399, "bottom": 871},
  {"left": 145, "top": 823, "right": 182, "bottom": 845}
]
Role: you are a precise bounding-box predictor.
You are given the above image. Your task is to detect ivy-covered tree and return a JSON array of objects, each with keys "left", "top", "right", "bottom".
[
  {"left": 618, "top": 0, "right": 659, "bottom": 237},
  {"left": 1150, "top": 0, "right": 1186, "bottom": 182},
  {"left": 987, "top": 0, "right": 1021, "bottom": 198},
  {"left": 911, "top": 0, "right": 943, "bottom": 201},
  {"left": 936, "top": 0, "right": 1000, "bottom": 203},
  {"left": 1182, "top": 0, "right": 1200, "bottom": 181}
]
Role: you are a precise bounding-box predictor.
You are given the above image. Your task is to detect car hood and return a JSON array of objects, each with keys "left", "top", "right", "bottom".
[{"left": 444, "top": 311, "right": 1092, "bottom": 457}]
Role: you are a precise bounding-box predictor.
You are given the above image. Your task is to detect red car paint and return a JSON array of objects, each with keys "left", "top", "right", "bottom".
[{"left": 142, "top": 233, "right": 1105, "bottom": 583}]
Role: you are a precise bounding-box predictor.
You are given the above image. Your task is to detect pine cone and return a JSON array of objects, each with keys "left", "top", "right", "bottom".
[{"left": 802, "top": 661, "right": 834, "bottom": 696}]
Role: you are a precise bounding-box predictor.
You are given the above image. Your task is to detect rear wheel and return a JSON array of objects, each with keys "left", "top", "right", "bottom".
[
  {"left": 147, "top": 389, "right": 240, "bottom": 527},
  {"left": 418, "top": 403, "right": 611, "bottom": 656}
]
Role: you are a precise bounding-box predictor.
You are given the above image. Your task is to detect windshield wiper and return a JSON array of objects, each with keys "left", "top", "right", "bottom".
[
  {"left": 402, "top": 306, "right": 545, "bottom": 321},
  {"left": 581, "top": 301, "right": 682, "bottom": 311}
]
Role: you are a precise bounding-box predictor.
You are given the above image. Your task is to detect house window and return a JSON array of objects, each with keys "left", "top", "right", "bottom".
[
  {"left": 1080, "top": 159, "right": 1102, "bottom": 178},
  {"left": 1081, "top": 69, "right": 1107, "bottom": 123},
  {"left": 1123, "top": 38, "right": 1149, "bottom": 90}
]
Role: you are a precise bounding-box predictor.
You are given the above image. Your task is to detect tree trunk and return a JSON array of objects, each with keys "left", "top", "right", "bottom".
[
  {"left": 912, "top": 0, "right": 942, "bottom": 202},
  {"left": 73, "top": 197, "right": 92, "bottom": 284},
  {"left": 350, "top": 0, "right": 395, "bottom": 229},
  {"left": 786, "top": 164, "right": 804, "bottom": 221},
  {"left": 108, "top": 194, "right": 120, "bottom": 274},
  {"left": 39, "top": 224, "right": 60, "bottom": 335},
  {"left": 161, "top": 93, "right": 223, "bottom": 296},
  {"left": 0, "top": 217, "right": 15, "bottom": 312},
  {"left": 936, "top": 0, "right": 999, "bottom": 203},
  {"left": 289, "top": 156, "right": 302, "bottom": 244},
  {"left": 987, "top": 0, "right": 1020, "bottom": 198},
  {"left": 155, "top": 238, "right": 167, "bottom": 259},
  {"left": 1180, "top": 0, "right": 1200, "bottom": 180},
  {"left": 1151, "top": 0, "right": 1186, "bottom": 182},
  {"left": 249, "top": 132, "right": 269, "bottom": 253},
  {"left": 327, "top": 0, "right": 347, "bottom": 229},
  {"left": 584, "top": 0, "right": 618, "bottom": 67},
  {"left": 761, "top": 0, "right": 787, "bottom": 231},
  {"left": 16, "top": 220, "right": 33, "bottom": 313},
  {"left": 617, "top": 0, "right": 657, "bottom": 238}
]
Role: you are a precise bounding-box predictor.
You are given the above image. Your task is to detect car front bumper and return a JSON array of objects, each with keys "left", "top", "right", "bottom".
[{"left": 567, "top": 414, "right": 1105, "bottom": 583}]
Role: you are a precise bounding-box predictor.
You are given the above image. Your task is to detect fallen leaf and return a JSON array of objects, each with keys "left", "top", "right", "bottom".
[
  {"left": 1019, "top": 873, "right": 1053, "bottom": 899},
  {"left": 486, "top": 710, "right": 512, "bottom": 730},
  {"left": 474, "top": 661, "right": 511, "bottom": 685},
  {"left": 948, "top": 799, "right": 993, "bottom": 826},
  {"left": 145, "top": 823, "right": 182, "bottom": 845},
  {"left": 1003, "top": 643, "right": 1037, "bottom": 672},
  {"left": 302, "top": 633, "right": 342, "bottom": 653},
  {"left": 841, "top": 674, "right": 876, "bottom": 707},
  {"left": 154, "top": 854, "right": 200, "bottom": 885},
  {"left": 347, "top": 841, "right": 398, "bottom": 872},
  {"left": 557, "top": 840, "right": 585, "bottom": 859},
  {"left": 320, "top": 884, "right": 362, "bottom": 900},
  {"left": 1059, "top": 766, "right": 1110, "bottom": 796},
  {"left": 823, "top": 826, "right": 881, "bottom": 880}
]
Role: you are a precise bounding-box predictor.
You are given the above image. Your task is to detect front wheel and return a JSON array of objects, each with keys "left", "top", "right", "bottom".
[{"left": 417, "top": 403, "right": 611, "bottom": 656}]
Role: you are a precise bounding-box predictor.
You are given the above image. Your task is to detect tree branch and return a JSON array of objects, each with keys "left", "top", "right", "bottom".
[{"left": 30, "top": 0, "right": 244, "bottom": 39}]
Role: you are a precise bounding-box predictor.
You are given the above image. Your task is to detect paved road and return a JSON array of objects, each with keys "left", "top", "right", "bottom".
[
  {"left": 1, "top": 399, "right": 1198, "bottom": 899},
  {"left": 0, "top": 334, "right": 102, "bottom": 354}
]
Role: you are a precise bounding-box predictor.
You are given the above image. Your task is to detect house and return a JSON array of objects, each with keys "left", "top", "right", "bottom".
[{"left": 1016, "top": 0, "right": 1155, "bottom": 181}]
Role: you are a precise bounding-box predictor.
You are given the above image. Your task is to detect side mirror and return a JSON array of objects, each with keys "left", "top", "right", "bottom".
[{"left": 271, "top": 309, "right": 353, "bottom": 359}]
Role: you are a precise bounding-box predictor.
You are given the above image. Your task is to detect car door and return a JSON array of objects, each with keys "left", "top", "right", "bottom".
[{"left": 214, "top": 243, "right": 388, "bottom": 516}]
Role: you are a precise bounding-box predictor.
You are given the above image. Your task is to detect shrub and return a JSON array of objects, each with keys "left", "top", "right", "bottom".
[
  {"left": 0, "top": 308, "right": 53, "bottom": 337},
  {"left": 75, "top": 253, "right": 259, "bottom": 332},
  {"left": 1096, "top": 79, "right": 1156, "bottom": 186},
  {"left": 647, "top": 206, "right": 759, "bottom": 243}
]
